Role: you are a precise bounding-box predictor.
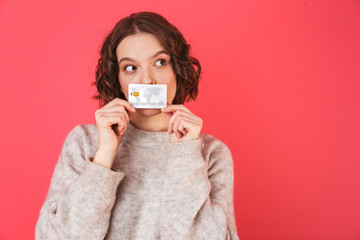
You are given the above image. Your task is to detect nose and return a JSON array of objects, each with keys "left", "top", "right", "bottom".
[{"left": 140, "top": 68, "right": 156, "bottom": 84}]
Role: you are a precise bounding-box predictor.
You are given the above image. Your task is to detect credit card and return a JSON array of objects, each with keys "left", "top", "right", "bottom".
[{"left": 128, "top": 84, "right": 167, "bottom": 109}]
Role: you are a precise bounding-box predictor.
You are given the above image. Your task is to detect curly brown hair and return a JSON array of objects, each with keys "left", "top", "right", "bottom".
[{"left": 91, "top": 11, "right": 202, "bottom": 108}]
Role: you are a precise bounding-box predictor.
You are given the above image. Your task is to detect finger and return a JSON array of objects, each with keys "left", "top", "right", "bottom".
[
  {"left": 161, "top": 104, "right": 192, "bottom": 114},
  {"left": 172, "top": 115, "right": 198, "bottom": 136},
  {"left": 103, "top": 98, "right": 136, "bottom": 113},
  {"left": 98, "top": 105, "right": 132, "bottom": 122},
  {"left": 167, "top": 110, "right": 180, "bottom": 133},
  {"left": 172, "top": 116, "right": 183, "bottom": 137},
  {"left": 99, "top": 115, "right": 127, "bottom": 130},
  {"left": 117, "top": 124, "right": 127, "bottom": 136},
  {"left": 97, "top": 111, "right": 130, "bottom": 126},
  {"left": 99, "top": 107, "right": 134, "bottom": 122},
  {"left": 97, "top": 110, "right": 130, "bottom": 124},
  {"left": 168, "top": 110, "right": 197, "bottom": 128},
  {"left": 113, "top": 118, "right": 128, "bottom": 136},
  {"left": 179, "top": 129, "right": 187, "bottom": 136},
  {"left": 96, "top": 110, "right": 128, "bottom": 128},
  {"left": 168, "top": 110, "right": 202, "bottom": 134},
  {"left": 111, "top": 122, "right": 126, "bottom": 136},
  {"left": 172, "top": 123, "right": 183, "bottom": 138},
  {"left": 175, "top": 130, "right": 183, "bottom": 138}
]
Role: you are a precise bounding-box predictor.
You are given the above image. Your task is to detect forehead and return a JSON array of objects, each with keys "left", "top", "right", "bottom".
[{"left": 116, "top": 32, "right": 165, "bottom": 59}]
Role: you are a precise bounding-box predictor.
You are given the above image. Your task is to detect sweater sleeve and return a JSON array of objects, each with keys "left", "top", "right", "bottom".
[
  {"left": 35, "top": 125, "right": 125, "bottom": 240},
  {"left": 160, "top": 137, "right": 239, "bottom": 240}
]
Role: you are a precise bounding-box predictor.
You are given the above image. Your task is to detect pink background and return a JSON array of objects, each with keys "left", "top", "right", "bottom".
[{"left": 1, "top": 0, "right": 360, "bottom": 239}]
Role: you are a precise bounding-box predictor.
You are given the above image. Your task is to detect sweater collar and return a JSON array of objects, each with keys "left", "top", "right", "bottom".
[{"left": 122, "top": 121, "right": 170, "bottom": 147}]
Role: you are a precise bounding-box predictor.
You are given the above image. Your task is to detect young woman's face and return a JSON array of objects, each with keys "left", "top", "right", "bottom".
[{"left": 116, "top": 32, "right": 177, "bottom": 116}]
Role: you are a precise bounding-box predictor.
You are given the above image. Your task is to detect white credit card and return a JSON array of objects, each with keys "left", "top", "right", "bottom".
[{"left": 128, "top": 84, "right": 167, "bottom": 109}]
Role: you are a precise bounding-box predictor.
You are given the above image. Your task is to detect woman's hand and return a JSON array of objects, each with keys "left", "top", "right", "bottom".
[
  {"left": 93, "top": 98, "right": 135, "bottom": 168},
  {"left": 161, "top": 104, "right": 203, "bottom": 143},
  {"left": 95, "top": 98, "right": 136, "bottom": 150}
]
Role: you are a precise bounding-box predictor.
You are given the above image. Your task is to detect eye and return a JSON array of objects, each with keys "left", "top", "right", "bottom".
[
  {"left": 124, "top": 65, "right": 137, "bottom": 72},
  {"left": 155, "top": 59, "right": 167, "bottom": 67}
]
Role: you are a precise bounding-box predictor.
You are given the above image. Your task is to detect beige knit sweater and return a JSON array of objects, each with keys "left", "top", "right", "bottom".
[{"left": 35, "top": 121, "right": 239, "bottom": 239}]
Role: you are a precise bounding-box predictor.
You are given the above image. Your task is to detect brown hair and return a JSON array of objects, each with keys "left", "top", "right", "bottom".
[{"left": 91, "top": 11, "right": 202, "bottom": 108}]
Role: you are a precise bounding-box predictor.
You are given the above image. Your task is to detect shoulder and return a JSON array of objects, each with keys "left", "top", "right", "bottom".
[
  {"left": 65, "top": 123, "right": 97, "bottom": 138},
  {"left": 199, "top": 133, "right": 235, "bottom": 184},
  {"left": 64, "top": 124, "right": 97, "bottom": 143},
  {"left": 56, "top": 124, "right": 98, "bottom": 170},
  {"left": 61, "top": 123, "right": 98, "bottom": 154},
  {"left": 199, "top": 133, "right": 233, "bottom": 168},
  {"left": 200, "top": 133, "right": 232, "bottom": 156}
]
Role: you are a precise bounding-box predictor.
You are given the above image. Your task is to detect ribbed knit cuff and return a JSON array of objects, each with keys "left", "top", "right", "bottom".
[{"left": 79, "top": 157, "right": 125, "bottom": 197}]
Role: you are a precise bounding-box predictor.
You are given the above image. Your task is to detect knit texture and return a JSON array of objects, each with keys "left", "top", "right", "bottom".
[{"left": 35, "top": 121, "right": 239, "bottom": 240}]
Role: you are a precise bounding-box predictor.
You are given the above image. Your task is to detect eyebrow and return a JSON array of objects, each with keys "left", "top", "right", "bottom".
[{"left": 118, "top": 50, "right": 170, "bottom": 65}]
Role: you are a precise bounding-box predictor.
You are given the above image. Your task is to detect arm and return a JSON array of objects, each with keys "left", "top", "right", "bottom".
[
  {"left": 159, "top": 137, "right": 239, "bottom": 240},
  {"left": 35, "top": 125, "right": 125, "bottom": 240}
]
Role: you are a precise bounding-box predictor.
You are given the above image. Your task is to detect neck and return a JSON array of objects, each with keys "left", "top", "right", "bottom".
[{"left": 129, "top": 110, "right": 168, "bottom": 132}]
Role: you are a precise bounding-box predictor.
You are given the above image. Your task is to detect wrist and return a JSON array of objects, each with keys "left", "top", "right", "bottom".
[{"left": 93, "top": 148, "right": 117, "bottom": 169}]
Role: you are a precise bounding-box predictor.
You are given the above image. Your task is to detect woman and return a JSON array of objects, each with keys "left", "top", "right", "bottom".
[{"left": 36, "top": 11, "right": 239, "bottom": 240}]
